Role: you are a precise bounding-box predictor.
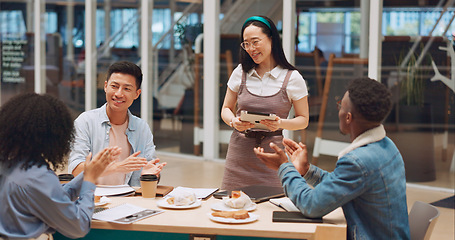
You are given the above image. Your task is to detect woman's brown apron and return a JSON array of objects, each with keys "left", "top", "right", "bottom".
[{"left": 221, "top": 70, "right": 293, "bottom": 190}]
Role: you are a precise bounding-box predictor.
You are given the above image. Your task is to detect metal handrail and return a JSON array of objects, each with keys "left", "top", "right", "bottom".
[
  {"left": 152, "top": 3, "right": 199, "bottom": 50},
  {"left": 399, "top": 0, "right": 453, "bottom": 70},
  {"left": 151, "top": 2, "right": 200, "bottom": 96},
  {"left": 97, "top": 9, "right": 141, "bottom": 59}
]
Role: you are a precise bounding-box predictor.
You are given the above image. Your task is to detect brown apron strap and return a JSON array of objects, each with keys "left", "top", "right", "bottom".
[
  {"left": 281, "top": 70, "right": 293, "bottom": 90},
  {"left": 238, "top": 71, "right": 247, "bottom": 95}
]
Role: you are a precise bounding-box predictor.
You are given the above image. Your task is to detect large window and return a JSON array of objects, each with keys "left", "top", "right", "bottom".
[
  {"left": 298, "top": 8, "right": 455, "bottom": 54},
  {"left": 297, "top": 11, "right": 360, "bottom": 55},
  {"left": 0, "top": 10, "right": 26, "bottom": 34},
  {"left": 109, "top": 8, "right": 139, "bottom": 48},
  {"left": 68, "top": 8, "right": 184, "bottom": 50}
]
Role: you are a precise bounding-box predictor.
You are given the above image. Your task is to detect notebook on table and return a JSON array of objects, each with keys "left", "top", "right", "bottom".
[
  {"left": 135, "top": 185, "right": 174, "bottom": 197},
  {"left": 95, "top": 185, "right": 135, "bottom": 197},
  {"left": 240, "top": 185, "right": 285, "bottom": 203},
  {"left": 272, "top": 211, "right": 323, "bottom": 223}
]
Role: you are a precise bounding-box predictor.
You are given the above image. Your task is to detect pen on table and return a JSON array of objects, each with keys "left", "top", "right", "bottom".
[
  {"left": 270, "top": 201, "right": 289, "bottom": 212},
  {"left": 278, "top": 204, "right": 289, "bottom": 212}
]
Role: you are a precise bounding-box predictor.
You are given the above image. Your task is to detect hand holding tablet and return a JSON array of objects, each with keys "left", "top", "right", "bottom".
[{"left": 240, "top": 110, "right": 278, "bottom": 130}]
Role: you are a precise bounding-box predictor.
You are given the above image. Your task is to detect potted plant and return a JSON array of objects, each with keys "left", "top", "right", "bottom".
[
  {"left": 396, "top": 44, "right": 434, "bottom": 124},
  {"left": 392, "top": 45, "right": 436, "bottom": 182}
]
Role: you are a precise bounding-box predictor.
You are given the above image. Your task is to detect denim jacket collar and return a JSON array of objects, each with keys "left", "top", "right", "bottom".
[{"left": 338, "top": 124, "right": 386, "bottom": 159}]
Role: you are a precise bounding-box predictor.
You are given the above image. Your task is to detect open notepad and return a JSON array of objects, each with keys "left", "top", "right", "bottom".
[
  {"left": 93, "top": 203, "right": 163, "bottom": 224},
  {"left": 95, "top": 185, "right": 135, "bottom": 197},
  {"left": 269, "top": 197, "right": 300, "bottom": 212}
]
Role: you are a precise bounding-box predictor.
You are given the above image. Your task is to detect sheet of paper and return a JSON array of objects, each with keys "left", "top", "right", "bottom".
[
  {"left": 95, "top": 185, "right": 135, "bottom": 197},
  {"left": 167, "top": 186, "right": 219, "bottom": 199},
  {"left": 93, "top": 203, "right": 163, "bottom": 224}
]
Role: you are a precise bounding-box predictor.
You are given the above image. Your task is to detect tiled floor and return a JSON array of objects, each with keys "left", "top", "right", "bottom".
[{"left": 156, "top": 152, "right": 454, "bottom": 240}]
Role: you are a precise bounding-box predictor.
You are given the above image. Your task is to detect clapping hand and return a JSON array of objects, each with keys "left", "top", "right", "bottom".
[
  {"left": 282, "top": 138, "right": 309, "bottom": 176},
  {"left": 254, "top": 142, "right": 288, "bottom": 170},
  {"left": 142, "top": 158, "right": 167, "bottom": 175},
  {"left": 83, "top": 146, "right": 121, "bottom": 183},
  {"left": 254, "top": 138, "right": 310, "bottom": 175},
  {"left": 104, "top": 151, "right": 147, "bottom": 175}
]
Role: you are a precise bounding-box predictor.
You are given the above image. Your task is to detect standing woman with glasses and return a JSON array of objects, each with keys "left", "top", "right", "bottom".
[{"left": 220, "top": 16, "right": 309, "bottom": 190}]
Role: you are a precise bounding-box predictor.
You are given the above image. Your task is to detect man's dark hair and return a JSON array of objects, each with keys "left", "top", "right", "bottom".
[
  {"left": 0, "top": 93, "right": 74, "bottom": 171},
  {"left": 239, "top": 15, "right": 297, "bottom": 73},
  {"left": 106, "top": 61, "right": 143, "bottom": 89},
  {"left": 347, "top": 77, "right": 392, "bottom": 123}
]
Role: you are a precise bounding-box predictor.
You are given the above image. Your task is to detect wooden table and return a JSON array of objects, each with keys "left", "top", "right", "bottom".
[{"left": 54, "top": 196, "right": 346, "bottom": 240}]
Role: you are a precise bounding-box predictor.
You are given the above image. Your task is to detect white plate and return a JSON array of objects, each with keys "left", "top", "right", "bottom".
[
  {"left": 210, "top": 202, "right": 257, "bottom": 212},
  {"left": 94, "top": 196, "right": 111, "bottom": 206},
  {"left": 208, "top": 212, "right": 259, "bottom": 224},
  {"left": 156, "top": 199, "right": 202, "bottom": 209}
]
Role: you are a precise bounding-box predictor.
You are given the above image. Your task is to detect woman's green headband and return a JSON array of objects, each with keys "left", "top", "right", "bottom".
[{"left": 243, "top": 16, "right": 271, "bottom": 30}]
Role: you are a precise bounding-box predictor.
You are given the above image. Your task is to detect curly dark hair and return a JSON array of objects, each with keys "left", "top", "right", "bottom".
[
  {"left": 0, "top": 93, "right": 74, "bottom": 171},
  {"left": 239, "top": 16, "right": 297, "bottom": 73},
  {"left": 106, "top": 61, "right": 143, "bottom": 89},
  {"left": 347, "top": 77, "right": 392, "bottom": 123}
]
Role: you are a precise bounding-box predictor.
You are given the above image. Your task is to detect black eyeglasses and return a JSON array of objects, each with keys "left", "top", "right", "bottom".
[{"left": 240, "top": 37, "right": 265, "bottom": 51}]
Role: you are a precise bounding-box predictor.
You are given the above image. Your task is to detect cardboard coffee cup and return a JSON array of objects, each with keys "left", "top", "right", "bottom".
[
  {"left": 58, "top": 174, "right": 74, "bottom": 184},
  {"left": 140, "top": 174, "right": 158, "bottom": 198}
]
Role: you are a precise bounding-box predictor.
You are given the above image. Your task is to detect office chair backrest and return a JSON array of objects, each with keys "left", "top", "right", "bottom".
[{"left": 408, "top": 201, "right": 440, "bottom": 240}]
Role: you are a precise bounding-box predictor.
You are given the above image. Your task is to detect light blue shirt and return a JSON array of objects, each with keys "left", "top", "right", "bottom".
[
  {"left": 0, "top": 162, "right": 95, "bottom": 239},
  {"left": 278, "top": 136, "right": 410, "bottom": 240},
  {"left": 68, "top": 103, "right": 157, "bottom": 186}
]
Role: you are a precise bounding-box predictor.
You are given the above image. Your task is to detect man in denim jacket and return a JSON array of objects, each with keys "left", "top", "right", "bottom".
[{"left": 255, "top": 77, "right": 410, "bottom": 239}]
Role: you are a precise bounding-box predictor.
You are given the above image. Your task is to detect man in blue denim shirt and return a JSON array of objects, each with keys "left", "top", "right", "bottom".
[
  {"left": 68, "top": 61, "right": 166, "bottom": 186},
  {"left": 255, "top": 77, "right": 410, "bottom": 240}
]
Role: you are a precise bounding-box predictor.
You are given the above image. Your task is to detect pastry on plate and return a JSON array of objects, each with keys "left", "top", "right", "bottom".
[
  {"left": 222, "top": 191, "right": 254, "bottom": 209},
  {"left": 166, "top": 190, "right": 197, "bottom": 206},
  {"left": 212, "top": 209, "right": 250, "bottom": 219}
]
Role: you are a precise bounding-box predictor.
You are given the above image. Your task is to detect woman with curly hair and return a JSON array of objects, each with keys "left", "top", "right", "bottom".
[{"left": 0, "top": 93, "right": 120, "bottom": 239}]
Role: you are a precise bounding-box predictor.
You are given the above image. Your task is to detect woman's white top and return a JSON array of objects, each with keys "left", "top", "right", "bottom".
[{"left": 227, "top": 64, "right": 308, "bottom": 102}]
